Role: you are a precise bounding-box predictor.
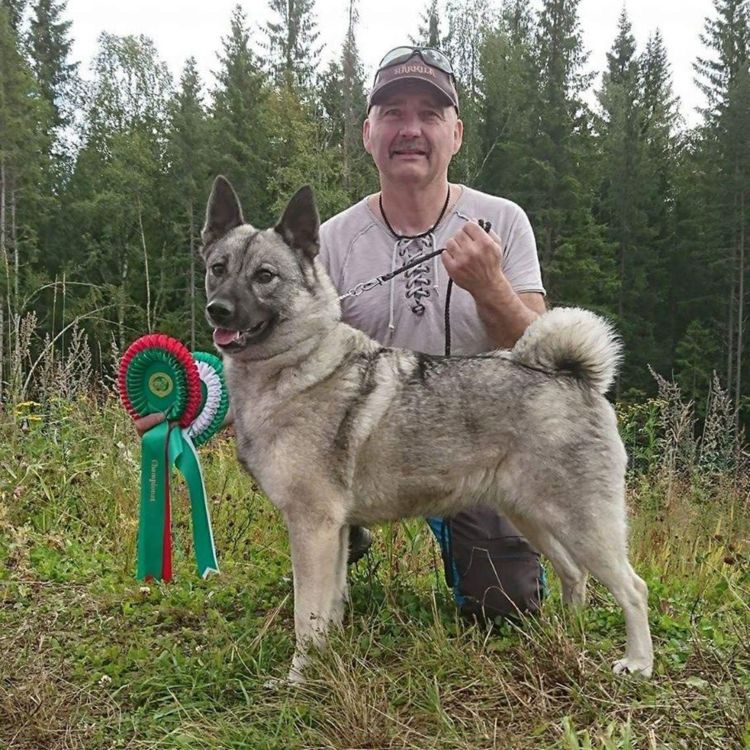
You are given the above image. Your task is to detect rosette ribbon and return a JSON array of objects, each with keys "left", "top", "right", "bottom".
[{"left": 119, "top": 335, "right": 227, "bottom": 582}]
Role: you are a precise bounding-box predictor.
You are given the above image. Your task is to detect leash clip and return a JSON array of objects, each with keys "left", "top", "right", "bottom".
[{"left": 339, "top": 277, "right": 385, "bottom": 300}]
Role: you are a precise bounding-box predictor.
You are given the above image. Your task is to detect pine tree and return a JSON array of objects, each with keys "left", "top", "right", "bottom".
[{"left": 265, "top": 0, "right": 322, "bottom": 92}]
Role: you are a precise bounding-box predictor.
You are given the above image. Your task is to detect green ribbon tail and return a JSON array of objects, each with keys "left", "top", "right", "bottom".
[
  {"left": 168, "top": 427, "right": 220, "bottom": 578},
  {"left": 137, "top": 421, "right": 171, "bottom": 580}
]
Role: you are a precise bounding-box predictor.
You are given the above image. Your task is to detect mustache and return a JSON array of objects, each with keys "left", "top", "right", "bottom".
[{"left": 390, "top": 142, "right": 430, "bottom": 154}]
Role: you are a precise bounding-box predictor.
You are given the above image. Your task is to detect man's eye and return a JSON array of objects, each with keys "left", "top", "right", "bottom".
[
  {"left": 211, "top": 263, "right": 225, "bottom": 276},
  {"left": 255, "top": 269, "right": 275, "bottom": 284}
]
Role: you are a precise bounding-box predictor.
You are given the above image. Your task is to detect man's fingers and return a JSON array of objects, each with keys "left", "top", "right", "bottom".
[
  {"left": 461, "top": 220, "right": 487, "bottom": 241},
  {"left": 461, "top": 221, "right": 503, "bottom": 253},
  {"left": 134, "top": 411, "right": 166, "bottom": 437}
]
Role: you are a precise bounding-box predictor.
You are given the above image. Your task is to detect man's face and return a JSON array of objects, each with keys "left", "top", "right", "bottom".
[{"left": 363, "top": 82, "right": 463, "bottom": 187}]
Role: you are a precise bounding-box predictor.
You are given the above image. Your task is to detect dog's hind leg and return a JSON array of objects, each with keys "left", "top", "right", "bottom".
[
  {"left": 542, "top": 518, "right": 653, "bottom": 678},
  {"left": 505, "top": 517, "right": 588, "bottom": 608},
  {"left": 285, "top": 513, "right": 347, "bottom": 684},
  {"left": 605, "top": 561, "right": 652, "bottom": 678}
]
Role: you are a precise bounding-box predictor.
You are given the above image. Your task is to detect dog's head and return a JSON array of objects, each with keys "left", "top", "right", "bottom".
[{"left": 201, "top": 176, "right": 339, "bottom": 360}]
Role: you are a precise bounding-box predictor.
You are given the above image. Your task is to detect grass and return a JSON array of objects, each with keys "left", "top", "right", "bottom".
[{"left": 1, "top": 397, "right": 749, "bottom": 749}]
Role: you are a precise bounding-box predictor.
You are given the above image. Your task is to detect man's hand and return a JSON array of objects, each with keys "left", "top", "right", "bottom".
[
  {"left": 441, "top": 220, "right": 507, "bottom": 303},
  {"left": 134, "top": 412, "right": 166, "bottom": 437},
  {"left": 442, "top": 218, "right": 545, "bottom": 348}
]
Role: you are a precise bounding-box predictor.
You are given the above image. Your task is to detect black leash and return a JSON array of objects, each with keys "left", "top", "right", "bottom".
[{"left": 338, "top": 188, "right": 491, "bottom": 357}]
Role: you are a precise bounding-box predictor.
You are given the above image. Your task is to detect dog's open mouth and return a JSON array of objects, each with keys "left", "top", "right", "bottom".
[{"left": 213, "top": 319, "right": 272, "bottom": 350}]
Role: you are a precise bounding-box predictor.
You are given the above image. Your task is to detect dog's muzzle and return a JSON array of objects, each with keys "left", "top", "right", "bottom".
[{"left": 206, "top": 299, "right": 276, "bottom": 351}]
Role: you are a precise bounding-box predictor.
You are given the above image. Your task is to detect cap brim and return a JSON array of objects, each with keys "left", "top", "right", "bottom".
[{"left": 369, "top": 77, "right": 457, "bottom": 110}]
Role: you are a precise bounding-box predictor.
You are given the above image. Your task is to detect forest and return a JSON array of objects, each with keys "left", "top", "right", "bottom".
[{"left": 1, "top": 0, "right": 749, "bottom": 417}]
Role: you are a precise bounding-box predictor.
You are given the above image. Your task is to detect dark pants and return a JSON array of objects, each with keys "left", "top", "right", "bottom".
[{"left": 427, "top": 508, "right": 545, "bottom": 621}]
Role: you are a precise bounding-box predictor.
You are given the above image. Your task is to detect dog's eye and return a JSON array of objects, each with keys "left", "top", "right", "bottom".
[
  {"left": 211, "top": 263, "right": 226, "bottom": 277},
  {"left": 255, "top": 269, "right": 275, "bottom": 284}
]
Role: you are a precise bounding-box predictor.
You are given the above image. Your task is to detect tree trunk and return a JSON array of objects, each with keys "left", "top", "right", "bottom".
[
  {"left": 189, "top": 201, "right": 196, "bottom": 351},
  {"left": 12, "top": 185, "right": 18, "bottom": 307},
  {"left": 119, "top": 255, "right": 128, "bottom": 353},
  {"left": 138, "top": 199, "right": 152, "bottom": 332},
  {"left": 0, "top": 157, "right": 5, "bottom": 407},
  {"left": 727, "top": 243, "right": 736, "bottom": 396},
  {"left": 735, "top": 190, "right": 745, "bottom": 423}
]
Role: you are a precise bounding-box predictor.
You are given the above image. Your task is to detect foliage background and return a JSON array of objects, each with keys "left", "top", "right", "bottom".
[{"left": 0, "top": 0, "right": 749, "bottom": 414}]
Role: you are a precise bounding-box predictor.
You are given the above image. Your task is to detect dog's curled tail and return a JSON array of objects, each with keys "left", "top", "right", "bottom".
[{"left": 511, "top": 307, "right": 622, "bottom": 395}]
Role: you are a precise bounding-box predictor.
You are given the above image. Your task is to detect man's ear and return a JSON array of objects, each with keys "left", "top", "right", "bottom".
[
  {"left": 453, "top": 116, "right": 464, "bottom": 155},
  {"left": 363, "top": 116, "right": 373, "bottom": 154},
  {"left": 275, "top": 185, "right": 320, "bottom": 259},
  {"left": 202, "top": 176, "right": 244, "bottom": 247}
]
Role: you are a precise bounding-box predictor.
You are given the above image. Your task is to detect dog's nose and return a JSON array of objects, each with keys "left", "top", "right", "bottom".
[{"left": 206, "top": 299, "right": 234, "bottom": 325}]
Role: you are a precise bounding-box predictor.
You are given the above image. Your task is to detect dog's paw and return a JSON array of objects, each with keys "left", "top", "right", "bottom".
[
  {"left": 612, "top": 657, "right": 653, "bottom": 679},
  {"left": 264, "top": 674, "right": 303, "bottom": 690}
]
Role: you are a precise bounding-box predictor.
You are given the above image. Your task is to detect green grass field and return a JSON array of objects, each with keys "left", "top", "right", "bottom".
[{"left": 1, "top": 399, "right": 748, "bottom": 749}]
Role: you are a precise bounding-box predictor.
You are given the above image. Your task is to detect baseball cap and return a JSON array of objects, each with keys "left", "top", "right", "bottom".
[{"left": 367, "top": 46, "right": 459, "bottom": 112}]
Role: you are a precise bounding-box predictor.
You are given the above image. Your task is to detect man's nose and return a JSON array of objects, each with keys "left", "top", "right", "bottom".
[{"left": 398, "top": 114, "right": 422, "bottom": 137}]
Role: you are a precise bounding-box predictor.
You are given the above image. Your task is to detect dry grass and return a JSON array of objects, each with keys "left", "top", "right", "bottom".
[{"left": 1, "top": 377, "right": 749, "bottom": 748}]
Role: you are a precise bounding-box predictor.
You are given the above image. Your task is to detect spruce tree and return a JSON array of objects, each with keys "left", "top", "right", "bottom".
[
  {"left": 1, "top": 0, "right": 26, "bottom": 31},
  {"left": 442, "top": 0, "right": 496, "bottom": 182},
  {"left": 265, "top": 0, "right": 322, "bottom": 92},
  {"left": 210, "top": 5, "right": 270, "bottom": 224},
  {"left": 639, "top": 29, "right": 681, "bottom": 380},
  {"left": 338, "top": 0, "right": 372, "bottom": 201},
  {"left": 0, "top": 3, "right": 49, "bottom": 402},
  {"left": 27, "top": 0, "right": 77, "bottom": 133},
  {"left": 411, "top": 0, "right": 445, "bottom": 48},
  {"left": 166, "top": 58, "right": 211, "bottom": 349},
  {"left": 526, "top": 0, "right": 609, "bottom": 309},
  {"left": 693, "top": 0, "right": 750, "bottom": 413},
  {"left": 595, "top": 9, "right": 648, "bottom": 392},
  {"left": 476, "top": 0, "right": 537, "bottom": 199}
]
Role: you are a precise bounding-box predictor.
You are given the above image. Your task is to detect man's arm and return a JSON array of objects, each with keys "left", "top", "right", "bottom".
[
  {"left": 474, "top": 287, "right": 545, "bottom": 349},
  {"left": 133, "top": 407, "right": 234, "bottom": 437},
  {"left": 442, "top": 220, "right": 546, "bottom": 349}
]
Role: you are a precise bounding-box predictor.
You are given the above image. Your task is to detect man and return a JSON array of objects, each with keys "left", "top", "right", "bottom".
[
  {"left": 136, "top": 46, "right": 546, "bottom": 620},
  {"left": 319, "top": 46, "right": 547, "bottom": 620}
]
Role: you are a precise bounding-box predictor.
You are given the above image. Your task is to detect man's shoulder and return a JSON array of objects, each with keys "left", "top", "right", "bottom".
[
  {"left": 320, "top": 197, "right": 375, "bottom": 241},
  {"left": 457, "top": 185, "right": 527, "bottom": 219}
]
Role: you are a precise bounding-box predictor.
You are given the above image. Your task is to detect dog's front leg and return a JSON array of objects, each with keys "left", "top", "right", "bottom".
[{"left": 285, "top": 513, "right": 347, "bottom": 684}]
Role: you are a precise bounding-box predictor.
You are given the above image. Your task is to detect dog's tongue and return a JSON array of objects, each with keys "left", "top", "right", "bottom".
[{"left": 213, "top": 328, "right": 240, "bottom": 346}]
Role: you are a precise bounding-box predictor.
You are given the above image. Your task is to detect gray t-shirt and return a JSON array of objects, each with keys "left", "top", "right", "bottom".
[{"left": 319, "top": 185, "right": 545, "bottom": 356}]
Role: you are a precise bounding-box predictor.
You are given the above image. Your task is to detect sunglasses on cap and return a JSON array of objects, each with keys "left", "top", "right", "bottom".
[{"left": 377, "top": 46, "right": 455, "bottom": 78}]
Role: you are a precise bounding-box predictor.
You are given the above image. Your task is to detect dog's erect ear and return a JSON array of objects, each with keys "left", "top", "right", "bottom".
[
  {"left": 202, "top": 176, "right": 244, "bottom": 247},
  {"left": 275, "top": 185, "right": 320, "bottom": 259}
]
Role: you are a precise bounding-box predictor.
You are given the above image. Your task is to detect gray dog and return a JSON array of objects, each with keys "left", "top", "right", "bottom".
[{"left": 201, "top": 175, "right": 653, "bottom": 683}]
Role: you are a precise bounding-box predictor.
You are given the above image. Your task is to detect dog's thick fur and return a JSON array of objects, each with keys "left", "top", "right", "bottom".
[{"left": 201, "top": 176, "right": 653, "bottom": 682}]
